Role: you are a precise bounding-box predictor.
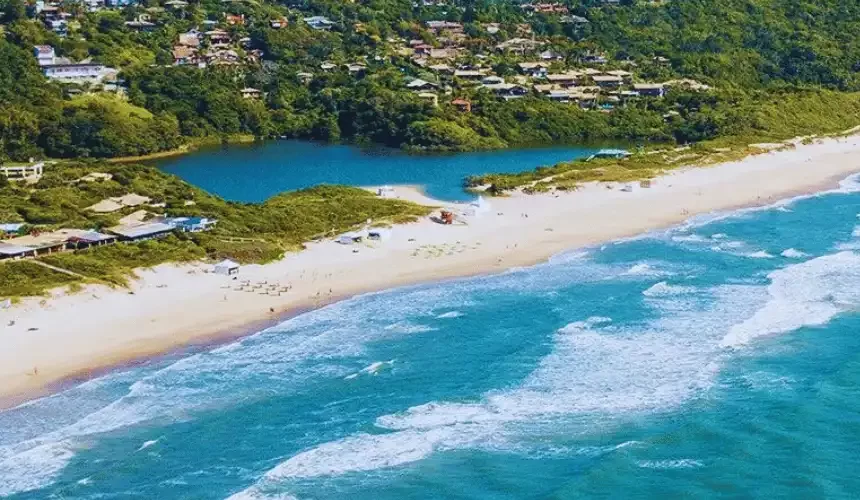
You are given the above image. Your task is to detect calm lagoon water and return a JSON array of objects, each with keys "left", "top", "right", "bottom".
[
  {"left": 155, "top": 140, "right": 602, "bottom": 202},
  {"left": 3, "top": 175, "right": 860, "bottom": 498}
]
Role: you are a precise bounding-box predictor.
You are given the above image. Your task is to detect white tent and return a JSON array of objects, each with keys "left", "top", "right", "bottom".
[{"left": 214, "top": 259, "right": 240, "bottom": 275}]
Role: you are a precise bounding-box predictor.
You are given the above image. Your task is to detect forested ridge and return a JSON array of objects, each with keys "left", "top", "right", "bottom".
[{"left": 0, "top": 0, "right": 858, "bottom": 161}]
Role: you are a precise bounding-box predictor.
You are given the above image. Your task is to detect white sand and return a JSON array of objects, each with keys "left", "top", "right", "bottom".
[{"left": 2, "top": 136, "right": 860, "bottom": 406}]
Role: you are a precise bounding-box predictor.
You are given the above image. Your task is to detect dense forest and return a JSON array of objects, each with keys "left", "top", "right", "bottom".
[{"left": 0, "top": 0, "right": 858, "bottom": 161}]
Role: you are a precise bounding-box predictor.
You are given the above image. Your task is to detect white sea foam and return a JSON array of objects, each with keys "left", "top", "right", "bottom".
[
  {"left": 636, "top": 459, "right": 703, "bottom": 469},
  {"left": 436, "top": 311, "right": 464, "bottom": 319},
  {"left": 745, "top": 251, "right": 774, "bottom": 259},
  {"left": 721, "top": 251, "right": 860, "bottom": 348},
  {"left": 781, "top": 248, "right": 807, "bottom": 258},
  {"left": 0, "top": 441, "right": 76, "bottom": 497},
  {"left": 246, "top": 283, "right": 769, "bottom": 484},
  {"left": 642, "top": 282, "right": 696, "bottom": 298},
  {"left": 137, "top": 439, "right": 159, "bottom": 452}
]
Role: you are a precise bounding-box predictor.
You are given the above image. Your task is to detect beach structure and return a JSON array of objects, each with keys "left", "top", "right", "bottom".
[
  {"left": 0, "top": 298, "right": 10, "bottom": 309},
  {"left": 376, "top": 186, "right": 396, "bottom": 198},
  {"left": 162, "top": 217, "right": 218, "bottom": 233},
  {"left": 368, "top": 228, "right": 391, "bottom": 241},
  {"left": 108, "top": 222, "right": 176, "bottom": 241},
  {"left": 214, "top": 259, "right": 240, "bottom": 275},
  {"left": 87, "top": 193, "right": 152, "bottom": 213},
  {"left": 588, "top": 149, "right": 632, "bottom": 160},
  {"left": 337, "top": 233, "right": 363, "bottom": 245},
  {"left": 0, "top": 242, "right": 37, "bottom": 260},
  {"left": 0, "top": 163, "right": 44, "bottom": 181}
]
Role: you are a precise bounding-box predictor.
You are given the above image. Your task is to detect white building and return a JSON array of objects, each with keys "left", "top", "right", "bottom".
[{"left": 34, "top": 45, "right": 116, "bottom": 83}]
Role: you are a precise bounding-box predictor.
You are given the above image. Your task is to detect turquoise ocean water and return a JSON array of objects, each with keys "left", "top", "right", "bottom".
[
  {"left": 155, "top": 141, "right": 601, "bottom": 202},
  {"left": 2, "top": 175, "right": 860, "bottom": 498}
]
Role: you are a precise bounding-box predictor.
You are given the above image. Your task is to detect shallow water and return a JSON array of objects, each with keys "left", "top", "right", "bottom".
[
  {"left": 2, "top": 176, "right": 860, "bottom": 499},
  {"left": 155, "top": 141, "right": 601, "bottom": 202}
]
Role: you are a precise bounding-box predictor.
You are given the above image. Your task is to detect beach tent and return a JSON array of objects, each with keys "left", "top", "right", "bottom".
[
  {"left": 214, "top": 259, "right": 240, "bottom": 275},
  {"left": 0, "top": 298, "right": 10, "bottom": 309}
]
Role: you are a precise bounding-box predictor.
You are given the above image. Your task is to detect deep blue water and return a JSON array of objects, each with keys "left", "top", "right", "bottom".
[
  {"left": 155, "top": 141, "right": 601, "bottom": 202},
  {"left": 2, "top": 176, "right": 860, "bottom": 499}
]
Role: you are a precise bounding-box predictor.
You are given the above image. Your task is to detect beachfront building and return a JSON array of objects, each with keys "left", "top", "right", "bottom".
[
  {"left": 214, "top": 259, "right": 240, "bottom": 275},
  {"left": 0, "top": 243, "right": 37, "bottom": 260},
  {"left": 162, "top": 217, "right": 218, "bottom": 232},
  {"left": 108, "top": 222, "right": 176, "bottom": 241}
]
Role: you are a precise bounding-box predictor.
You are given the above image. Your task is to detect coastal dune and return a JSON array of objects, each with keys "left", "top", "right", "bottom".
[{"left": 2, "top": 136, "right": 860, "bottom": 407}]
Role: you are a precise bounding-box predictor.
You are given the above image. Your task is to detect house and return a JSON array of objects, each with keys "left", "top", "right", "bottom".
[
  {"left": 484, "top": 23, "right": 501, "bottom": 34},
  {"left": 345, "top": 63, "right": 367, "bottom": 74},
  {"left": 35, "top": 47, "right": 117, "bottom": 83},
  {"left": 545, "top": 72, "right": 582, "bottom": 87},
  {"left": 428, "top": 48, "right": 457, "bottom": 60},
  {"left": 125, "top": 16, "right": 157, "bottom": 31},
  {"left": 454, "top": 69, "right": 486, "bottom": 82},
  {"left": 428, "top": 63, "right": 453, "bottom": 74},
  {"left": 406, "top": 78, "right": 438, "bottom": 91},
  {"left": 0, "top": 243, "right": 37, "bottom": 260},
  {"left": 214, "top": 259, "right": 240, "bottom": 275},
  {"left": 59, "top": 229, "right": 117, "bottom": 250},
  {"left": 225, "top": 14, "right": 244, "bottom": 26},
  {"left": 296, "top": 72, "right": 314, "bottom": 83},
  {"left": 320, "top": 62, "right": 337, "bottom": 71},
  {"left": 205, "top": 29, "right": 231, "bottom": 44},
  {"left": 425, "top": 21, "right": 463, "bottom": 33},
  {"left": 605, "top": 69, "right": 633, "bottom": 81},
  {"left": 108, "top": 222, "right": 176, "bottom": 241},
  {"left": 304, "top": 16, "right": 334, "bottom": 30},
  {"left": 483, "top": 83, "right": 528, "bottom": 100},
  {"left": 164, "top": 0, "right": 188, "bottom": 9},
  {"left": 42, "top": 62, "right": 115, "bottom": 83},
  {"left": 34, "top": 45, "right": 55, "bottom": 66},
  {"left": 663, "top": 79, "right": 711, "bottom": 91},
  {"left": 86, "top": 193, "right": 151, "bottom": 213},
  {"left": 178, "top": 31, "right": 201, "bottom": 48},
  {"left": 518, "top": 62, "right": 550, "bottom": 78},
  {"left": 172, "top": 46, "right": 199, "bottom": 66},
  {"left": 482, "top": 75, "right": 505, "bottom": 85},
  {"left": 270, "top": 17, "right": 288, "bottom": 29},
  {"left": 451, "top": 98, "right": 471, "bottom": 112},
  {"left": 560, "top": 15, "right": 589, "bottom": 25},
  {"left": 632, "top": 83, "right": 665, "bottom": 97},
  {"left": 241, "top": 87, "right": 262, "bottom": 99},
  {"left": 163, "top": 217, "right": 218, "bottom": 232},
  {"left": 581, "top": 54, "right": 608, "bottom": 64},
  {"left": 591, "top": 74, "right": 624, "bottom": 88},
  {"left": 496, "top": 38, "right": 542, "bottom": 55},
  {"left": 540, "top": 50, "right": 563, "bottom": 61}
]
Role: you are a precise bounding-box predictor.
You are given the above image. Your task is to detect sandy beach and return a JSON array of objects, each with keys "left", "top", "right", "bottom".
[{"left": 2, "top": 136, "right": 860, "bottom": 408}]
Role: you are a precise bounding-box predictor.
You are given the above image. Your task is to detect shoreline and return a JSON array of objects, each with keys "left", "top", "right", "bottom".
[{"left": 2, "top": 136, "right": 860, "bottom": 410}]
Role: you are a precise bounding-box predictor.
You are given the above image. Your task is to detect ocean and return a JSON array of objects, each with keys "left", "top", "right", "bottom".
[
  {"left": 155, "top": 141, "right": 602, "bottom": 202},
  {"left": 2, "top": 175, "right": 860, "bottom": 498}
]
